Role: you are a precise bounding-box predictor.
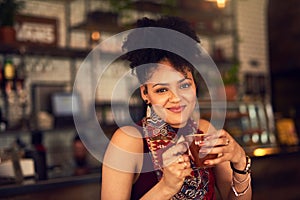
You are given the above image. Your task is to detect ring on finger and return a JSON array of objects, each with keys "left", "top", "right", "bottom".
[
  {"left": 226, "top": 138, "right": 230, "bottom": 145},
  {"left": 177, "top": 155, "right": 184, "bottom": 163},
  {"left": 183, "top": 162, "right": 188, "bottom": 169},
  {"left": 218, "top": 152, "right": 224, "bottom": 157}
]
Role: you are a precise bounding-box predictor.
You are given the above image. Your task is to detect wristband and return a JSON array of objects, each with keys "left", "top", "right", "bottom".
[{"left": 230, "top": 155, "right": 251, "bottom": 174}]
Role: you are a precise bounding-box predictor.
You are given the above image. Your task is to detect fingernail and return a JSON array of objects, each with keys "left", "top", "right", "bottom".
[
  {"left": 190, "top": 171, "right": 195, "bottom": 177},
  {"left": 199, "top": 148, "right": 208, "bottom": 154}
]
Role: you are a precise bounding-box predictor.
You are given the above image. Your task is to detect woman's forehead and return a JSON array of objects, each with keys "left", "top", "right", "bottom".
[{"left": 146, "top": 64, "right": 193, "bottom": 84}]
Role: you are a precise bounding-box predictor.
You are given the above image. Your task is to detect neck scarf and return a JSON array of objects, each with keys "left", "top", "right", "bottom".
[{"left": 142, "top": 109, "right": 213, "bottom": 200}]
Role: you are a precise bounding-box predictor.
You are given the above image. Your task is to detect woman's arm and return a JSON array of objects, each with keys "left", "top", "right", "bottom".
[
  {"left": 213, "top": 149, "right": 252, "bottom": 200},
  {"left": 199, "top": 119, "right": 252, "bottom": 200},
  {"left": 101, "top": 126, "right": 143, "bottom": 200},
  {"left": 101, "top": 126, "right": 192, "bottom": 200}
]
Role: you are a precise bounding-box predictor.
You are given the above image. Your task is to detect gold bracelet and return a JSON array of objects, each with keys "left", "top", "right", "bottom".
[{"left": 231, "top": 175, "right": 251, "bottom": 197}]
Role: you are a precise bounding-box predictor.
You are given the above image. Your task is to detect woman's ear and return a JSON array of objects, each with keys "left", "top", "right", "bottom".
[{"left": 140, "top": 85, "right": 148, "bottom": 102}]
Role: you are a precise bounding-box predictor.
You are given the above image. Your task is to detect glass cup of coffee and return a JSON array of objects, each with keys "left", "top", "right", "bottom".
[{"left": 185, "top": 133, "right": 218, "bottom": 168}]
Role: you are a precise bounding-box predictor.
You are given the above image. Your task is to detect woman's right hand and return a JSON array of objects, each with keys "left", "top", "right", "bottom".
[{"left": 160, "top": 142, "right": 192, "bottom": 195}]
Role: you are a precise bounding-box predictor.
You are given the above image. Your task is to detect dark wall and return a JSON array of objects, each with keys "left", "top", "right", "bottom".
[{"left": 268, "top": 0, "right": 300, "bottom": 132}]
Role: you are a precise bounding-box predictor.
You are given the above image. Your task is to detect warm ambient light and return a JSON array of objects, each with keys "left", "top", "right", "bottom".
[
  {"left": 253, "top": 148, "right": 267, "bottom": 157},
  {"left": 91, "top": 31, "right": 101, "bottom": 41},
  {"left": 253, "top": 147, "right": 280, "bottom": 157},
  {"left": 206, "top": 0, "right": 228, "bottom": 8}
]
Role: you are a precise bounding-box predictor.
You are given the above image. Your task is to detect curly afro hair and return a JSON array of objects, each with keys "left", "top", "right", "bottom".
[{"left": 122, "top": 16, "right": 201, "bottom": 84}]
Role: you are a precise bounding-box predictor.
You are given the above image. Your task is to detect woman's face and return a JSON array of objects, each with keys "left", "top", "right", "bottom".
[{"left": 141, "top": 59, "right": 197, "bottom": 128}]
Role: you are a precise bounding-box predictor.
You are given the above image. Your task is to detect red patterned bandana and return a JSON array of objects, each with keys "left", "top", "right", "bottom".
[{"left": 142, "top": 108, "right": 215, "bottom": 200}]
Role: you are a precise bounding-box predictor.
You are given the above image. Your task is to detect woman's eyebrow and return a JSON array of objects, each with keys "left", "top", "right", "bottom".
[
  {"left": 178, "top": 77, "right": 192, "bottom": 83},
  {"left": 152, "top": 78, "right": 192, "bottom": 88},
  {"left": 152, "top": 82, "right": 169, "bottom": 88}
]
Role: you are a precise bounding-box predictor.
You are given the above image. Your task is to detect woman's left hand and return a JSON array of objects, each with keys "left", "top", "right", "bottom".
[{"left": 200, "top": 129, "right": 246, "bottom": 166}]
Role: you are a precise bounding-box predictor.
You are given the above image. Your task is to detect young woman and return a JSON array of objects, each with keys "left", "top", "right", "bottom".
[{"left": 101, "top": 16, "right": 252, "bottom": 200}]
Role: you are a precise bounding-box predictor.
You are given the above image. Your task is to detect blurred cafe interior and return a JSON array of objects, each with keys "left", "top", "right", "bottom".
[{"left": 0, "top": 0, "right": 299, "bottom": 199}]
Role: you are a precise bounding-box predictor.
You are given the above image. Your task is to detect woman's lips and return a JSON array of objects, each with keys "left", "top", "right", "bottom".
[{"left": 168, "top": 105, "right": 186, "bottom": 113}]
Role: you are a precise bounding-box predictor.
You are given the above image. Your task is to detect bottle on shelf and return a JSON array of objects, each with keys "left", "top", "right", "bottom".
[
  {"left": 0, "top": 58, "right": 7, "bottom": 128},
  {"left": 0, "top": 58, "right": 3, "bottom": 90},
  {"left": 0, "top": 108, "right": 7, "bottom": 132},
  {"left": 2, "top": 57, "right": 21, "bottom": 129},
  {"left": 3, "top": 57, "right": 16, "bottom": 94}
]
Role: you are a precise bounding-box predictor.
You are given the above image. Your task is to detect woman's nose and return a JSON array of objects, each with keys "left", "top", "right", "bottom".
[{"left": 168, "top": 90, "right": 181, "bottom": 102}]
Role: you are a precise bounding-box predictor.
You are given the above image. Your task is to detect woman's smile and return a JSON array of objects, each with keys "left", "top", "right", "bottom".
[
  {"left": 167, "top": 105, "right": 186, "bottom": 113},
  {"left": 141, "top": 59, "right": 197, "bottom": 128}
]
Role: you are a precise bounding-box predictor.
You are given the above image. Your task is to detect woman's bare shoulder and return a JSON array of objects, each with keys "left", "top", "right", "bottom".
[{"left": 110, "top": 125, "right": 144, "bottom": 153}]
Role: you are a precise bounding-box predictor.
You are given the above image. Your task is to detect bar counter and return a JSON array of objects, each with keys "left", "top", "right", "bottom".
[
  {"left": 0, "top": 173, "right": 101, "bottom": 200},
  {"left": 251, "top": 147, "right": 300, "bottom": 200},
  {"left": 0, "top": 147, "right": 299, "bottom": 200}
]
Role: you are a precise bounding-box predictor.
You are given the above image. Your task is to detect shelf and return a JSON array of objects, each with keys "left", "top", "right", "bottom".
[
  {"left": 0, "top": 43, "right": 90, "bottom": 58},
  {"left": 201, "top": 111, "right": 249, "bottom": 120},
  {"left": 198, "top": 100, "right": 277, "bottom": 150},
  {"left": 0, "top": 127, "right": 76, "bottom": 136},
  {"left": 128, "top": 1, "right": 230, "bottom": 21},
  {"left": 70, "top": 10, "right": 127, "bottom": 33},
  {"left": 69, "top": 1, "right": 232, "bottom": 37},
  {"left": 0, "top": 173, "right": 100, "bottom": 198},
  {"left": 128, "top": 1, "right": 176, "bottom": 14}
]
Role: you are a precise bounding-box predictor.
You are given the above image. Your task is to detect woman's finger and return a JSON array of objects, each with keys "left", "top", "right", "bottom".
[{"left": 162, "top": 142, "right": 189, "bottom": 166}]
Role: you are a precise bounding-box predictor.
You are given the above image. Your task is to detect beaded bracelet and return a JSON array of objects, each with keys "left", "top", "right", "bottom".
[
  {"left": 231, "top": 175, "right": 251, "bottom": 197},
  {"left": 230, "top": 155, "right": 251, "bottom": 174}
]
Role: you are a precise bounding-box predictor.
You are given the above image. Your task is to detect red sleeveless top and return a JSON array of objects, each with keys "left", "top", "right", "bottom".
[{"left": 131, "top": 137, "right": 216, "bottom": 200}]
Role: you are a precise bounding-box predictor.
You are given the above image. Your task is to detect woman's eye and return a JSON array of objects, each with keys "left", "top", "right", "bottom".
[
  {"left": 180, "top": 83, "right": 191, "bottom": 89},
  {"left": 155, "top": 88, "right": 168, "bottom": 93}
]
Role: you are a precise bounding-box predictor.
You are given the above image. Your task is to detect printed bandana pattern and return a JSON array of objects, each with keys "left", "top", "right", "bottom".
[{"left": 142, "top": 109, "right": 211, "bottom": 200}]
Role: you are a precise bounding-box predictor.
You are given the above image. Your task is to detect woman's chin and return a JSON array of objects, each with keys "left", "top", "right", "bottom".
[{"left": 165, "top": 118, "right": 189, "bottom": 128}]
